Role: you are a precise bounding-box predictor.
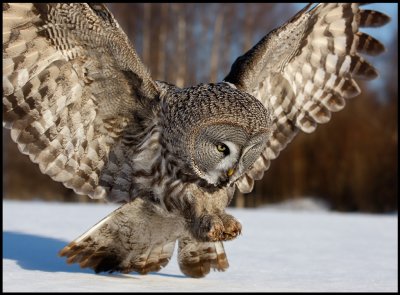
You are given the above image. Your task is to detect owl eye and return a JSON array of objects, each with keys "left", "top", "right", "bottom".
[{"left": 216, "top": 143, "right": 230, "bottom": 156}]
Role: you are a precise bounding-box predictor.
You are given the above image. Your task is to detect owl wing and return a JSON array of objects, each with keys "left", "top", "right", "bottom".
[
  {"left": 224, "top": 3, "right": 390, "bottom": 193},
  {"left": 59, "top": 198, "right": 181, "bottom": 274},
  {"left": 3, "top": 3, "right": 159, "bottom": 201}
]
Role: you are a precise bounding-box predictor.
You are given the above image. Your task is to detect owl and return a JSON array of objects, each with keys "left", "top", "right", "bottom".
[{"left": 3, "top": 3, "right": 390, "bottom": 278}]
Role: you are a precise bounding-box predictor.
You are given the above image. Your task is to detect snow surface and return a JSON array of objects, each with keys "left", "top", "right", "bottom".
[{"left": 3, "top": 199, "right": 398, "bottom": 292}]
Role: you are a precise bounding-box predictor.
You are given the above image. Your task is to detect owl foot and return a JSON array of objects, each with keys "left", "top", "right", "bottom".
[
  {"left": 207, "top": 220, "right": 226, "bottom": 241},
  {"left": 219, "top": 213, "right": 242, "bottom": 241},
  {"left": 195, "top": 213, "right": 242, "bottom": 242}
]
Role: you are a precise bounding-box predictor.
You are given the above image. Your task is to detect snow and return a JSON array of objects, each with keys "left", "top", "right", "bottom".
[{"left": 3, "top": 199, "right": 398, "bottom": 292}]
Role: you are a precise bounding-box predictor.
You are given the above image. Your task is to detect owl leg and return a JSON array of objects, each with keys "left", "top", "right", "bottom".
[
  {"left": 59, "top": 198, "right": 183, "bottom": 275},
  {"left": 177, "top": 237, "right": 229, "bottom": 278}
]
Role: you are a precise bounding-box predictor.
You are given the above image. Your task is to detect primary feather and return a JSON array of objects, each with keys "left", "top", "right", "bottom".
[{"left": 225, "top": 3, "right": 390, "bottom": 193}]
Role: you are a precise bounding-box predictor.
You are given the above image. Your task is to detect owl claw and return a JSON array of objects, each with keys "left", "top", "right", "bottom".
[
  {"left": 203, "top": 213, "right": 242, "bottom": 242},
  {"left": 194, "top": 212, "right": 242, "bottom": 242},
  {"left": 219, "top": 214, "right": 242, "bottom": 241},
  {"left": 207, "top": 222, "right": 225, "bottom": 241}
]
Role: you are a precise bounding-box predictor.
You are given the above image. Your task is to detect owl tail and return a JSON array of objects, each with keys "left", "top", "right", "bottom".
[
  {"left": 177, "top": 237, "right": 229, "bottom": 278},
  {"left": 59, "top": 198, "right": 181, "bottom": 275}
]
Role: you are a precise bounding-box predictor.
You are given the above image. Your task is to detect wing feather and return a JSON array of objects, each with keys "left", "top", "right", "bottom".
[
  {"left": 60, "top": 198, "right": 181, "bottom": 274},
  {"left": 177, "top": 237, "right": 229, "bottom": 278},
  {"left": 225, "top": 3, "right": 390, "bottom": 193},
  {"left": 3, "top": 3, "right": 159, "bottom": 200}
]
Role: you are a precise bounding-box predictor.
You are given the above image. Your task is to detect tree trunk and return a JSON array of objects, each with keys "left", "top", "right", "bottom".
[
  {"left": 157, "top": 3, "right": 168, "bottom": 81},
  {"left": 142, "top": 3, "right": 151, "bottom": 65},
  {"left": 174, "top": 4, "right": 186, "bottom": 88},
  {"left": 209, "top": 7, "right": 224, "bottom": 82}
]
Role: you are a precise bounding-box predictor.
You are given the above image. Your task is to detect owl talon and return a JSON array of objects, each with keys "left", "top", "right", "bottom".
[
  {"left": 219, "top": 213, "right": 242, "bottom": 241},
  {"left": 207, "top": 221, "right": 225, "bottom": 242},
  {"left": 199, "top": 213, "right": 242, "bottom": 242}
]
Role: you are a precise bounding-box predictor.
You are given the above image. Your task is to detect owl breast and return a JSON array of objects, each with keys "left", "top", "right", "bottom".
[
  {"left": 125, "top": 118, "right": 186, "bottom": 212},
  {"left": 125, "top": 113, "right": 232, "bottom": 215}
]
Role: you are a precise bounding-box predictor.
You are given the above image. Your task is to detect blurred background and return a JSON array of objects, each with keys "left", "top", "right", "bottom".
[{"left": 2, "top": 3, "right": 398, "bottom": 213}]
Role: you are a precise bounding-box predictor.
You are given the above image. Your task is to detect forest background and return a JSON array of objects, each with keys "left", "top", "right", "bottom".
[{"left": 3, "top": 3, "right": 398, "bottom": 213}]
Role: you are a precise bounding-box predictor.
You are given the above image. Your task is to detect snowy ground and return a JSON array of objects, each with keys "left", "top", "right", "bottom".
[{"left": 3, "top": 199, "right": 397, "bottom": 292}]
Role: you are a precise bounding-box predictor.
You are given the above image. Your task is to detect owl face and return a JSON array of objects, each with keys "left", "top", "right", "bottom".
[
  {"left": 190, "top": 123, "right": 268, "bottom": 186},
  {"left": 160, "top": 82, "right": 271, "bottom": 187}
]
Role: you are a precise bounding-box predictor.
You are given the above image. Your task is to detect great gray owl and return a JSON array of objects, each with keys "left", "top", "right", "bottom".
[{"left": 3, "top": 3, "right": 390, "bottom": 278}]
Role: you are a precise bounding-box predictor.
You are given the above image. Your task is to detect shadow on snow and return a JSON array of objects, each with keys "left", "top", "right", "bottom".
[
  {"left": 3, "top": 231, "right": 186, "bottom": 278},
  {"left": 3, "top": 231, "right": 92, "bottom": 274}
]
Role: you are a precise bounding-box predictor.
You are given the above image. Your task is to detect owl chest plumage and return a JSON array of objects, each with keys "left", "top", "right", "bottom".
[
  {"left": 126, "top": 116, "right": 231, "bottom": 215},
  {"left": 125, "top": 120, "right": 188, "bottom": 212}
]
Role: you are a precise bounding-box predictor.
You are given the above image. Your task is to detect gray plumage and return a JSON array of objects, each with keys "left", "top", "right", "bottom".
[{"left": 2, "top": 3, "right": 390, "bottom": 278}]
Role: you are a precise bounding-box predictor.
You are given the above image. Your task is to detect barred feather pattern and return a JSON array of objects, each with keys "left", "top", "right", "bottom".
[
  {"left": 59, "top": 198, "right": 231, "bottom": 276},
  {"left": 3, "top": 3, "right": 158, "bottom": 199},
  {"left": 57, "top": 115, "right": 236, "bottom": 275},
  {"left": 3, "top": 4, "right": 242, "bottom": 278},
  {"left": 226, "top": 3, "right": 390, "bottom": 193},
  {"left": 178, "top": 237, "right": 229, "bottom": 278},
  {"left": 59, "top": 198, "right": 183, "bottom": 274}
]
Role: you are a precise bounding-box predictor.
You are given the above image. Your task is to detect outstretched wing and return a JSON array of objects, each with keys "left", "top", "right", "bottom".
[
  {"left": 3, "top": 3, "right": 159, "bottom": 201},
  {"left": 59, "top": 198, "right": 182, "bottom": 274},
  {"left": 224, "top": 3, "right": 390, "bottom": 193}
]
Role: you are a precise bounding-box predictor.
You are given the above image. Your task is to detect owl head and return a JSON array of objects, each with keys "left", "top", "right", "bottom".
[
  {"left": 189, "top": 120, "right": 270, "bottom": 186},
  {"left": 161, "top": 82, "right": 271, "bottom": 187}
]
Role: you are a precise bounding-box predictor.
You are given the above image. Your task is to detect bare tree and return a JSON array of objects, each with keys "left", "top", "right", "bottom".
[
  {"left": 142, "top": 3, "right": 151, "bottom": 66},
  {"left": 173, "top": 4, "right": 187, "bottom": 87},
  {"left": 209, "top": 5, "right": 225, "bottom": 82},
  {"left": 157, "top": 3, "right": 169, "bottom": 81}
]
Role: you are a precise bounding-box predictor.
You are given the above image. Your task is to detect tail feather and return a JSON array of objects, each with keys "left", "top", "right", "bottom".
[{"left": 177, "top": 237, "right": 229, "bottom": 278}]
